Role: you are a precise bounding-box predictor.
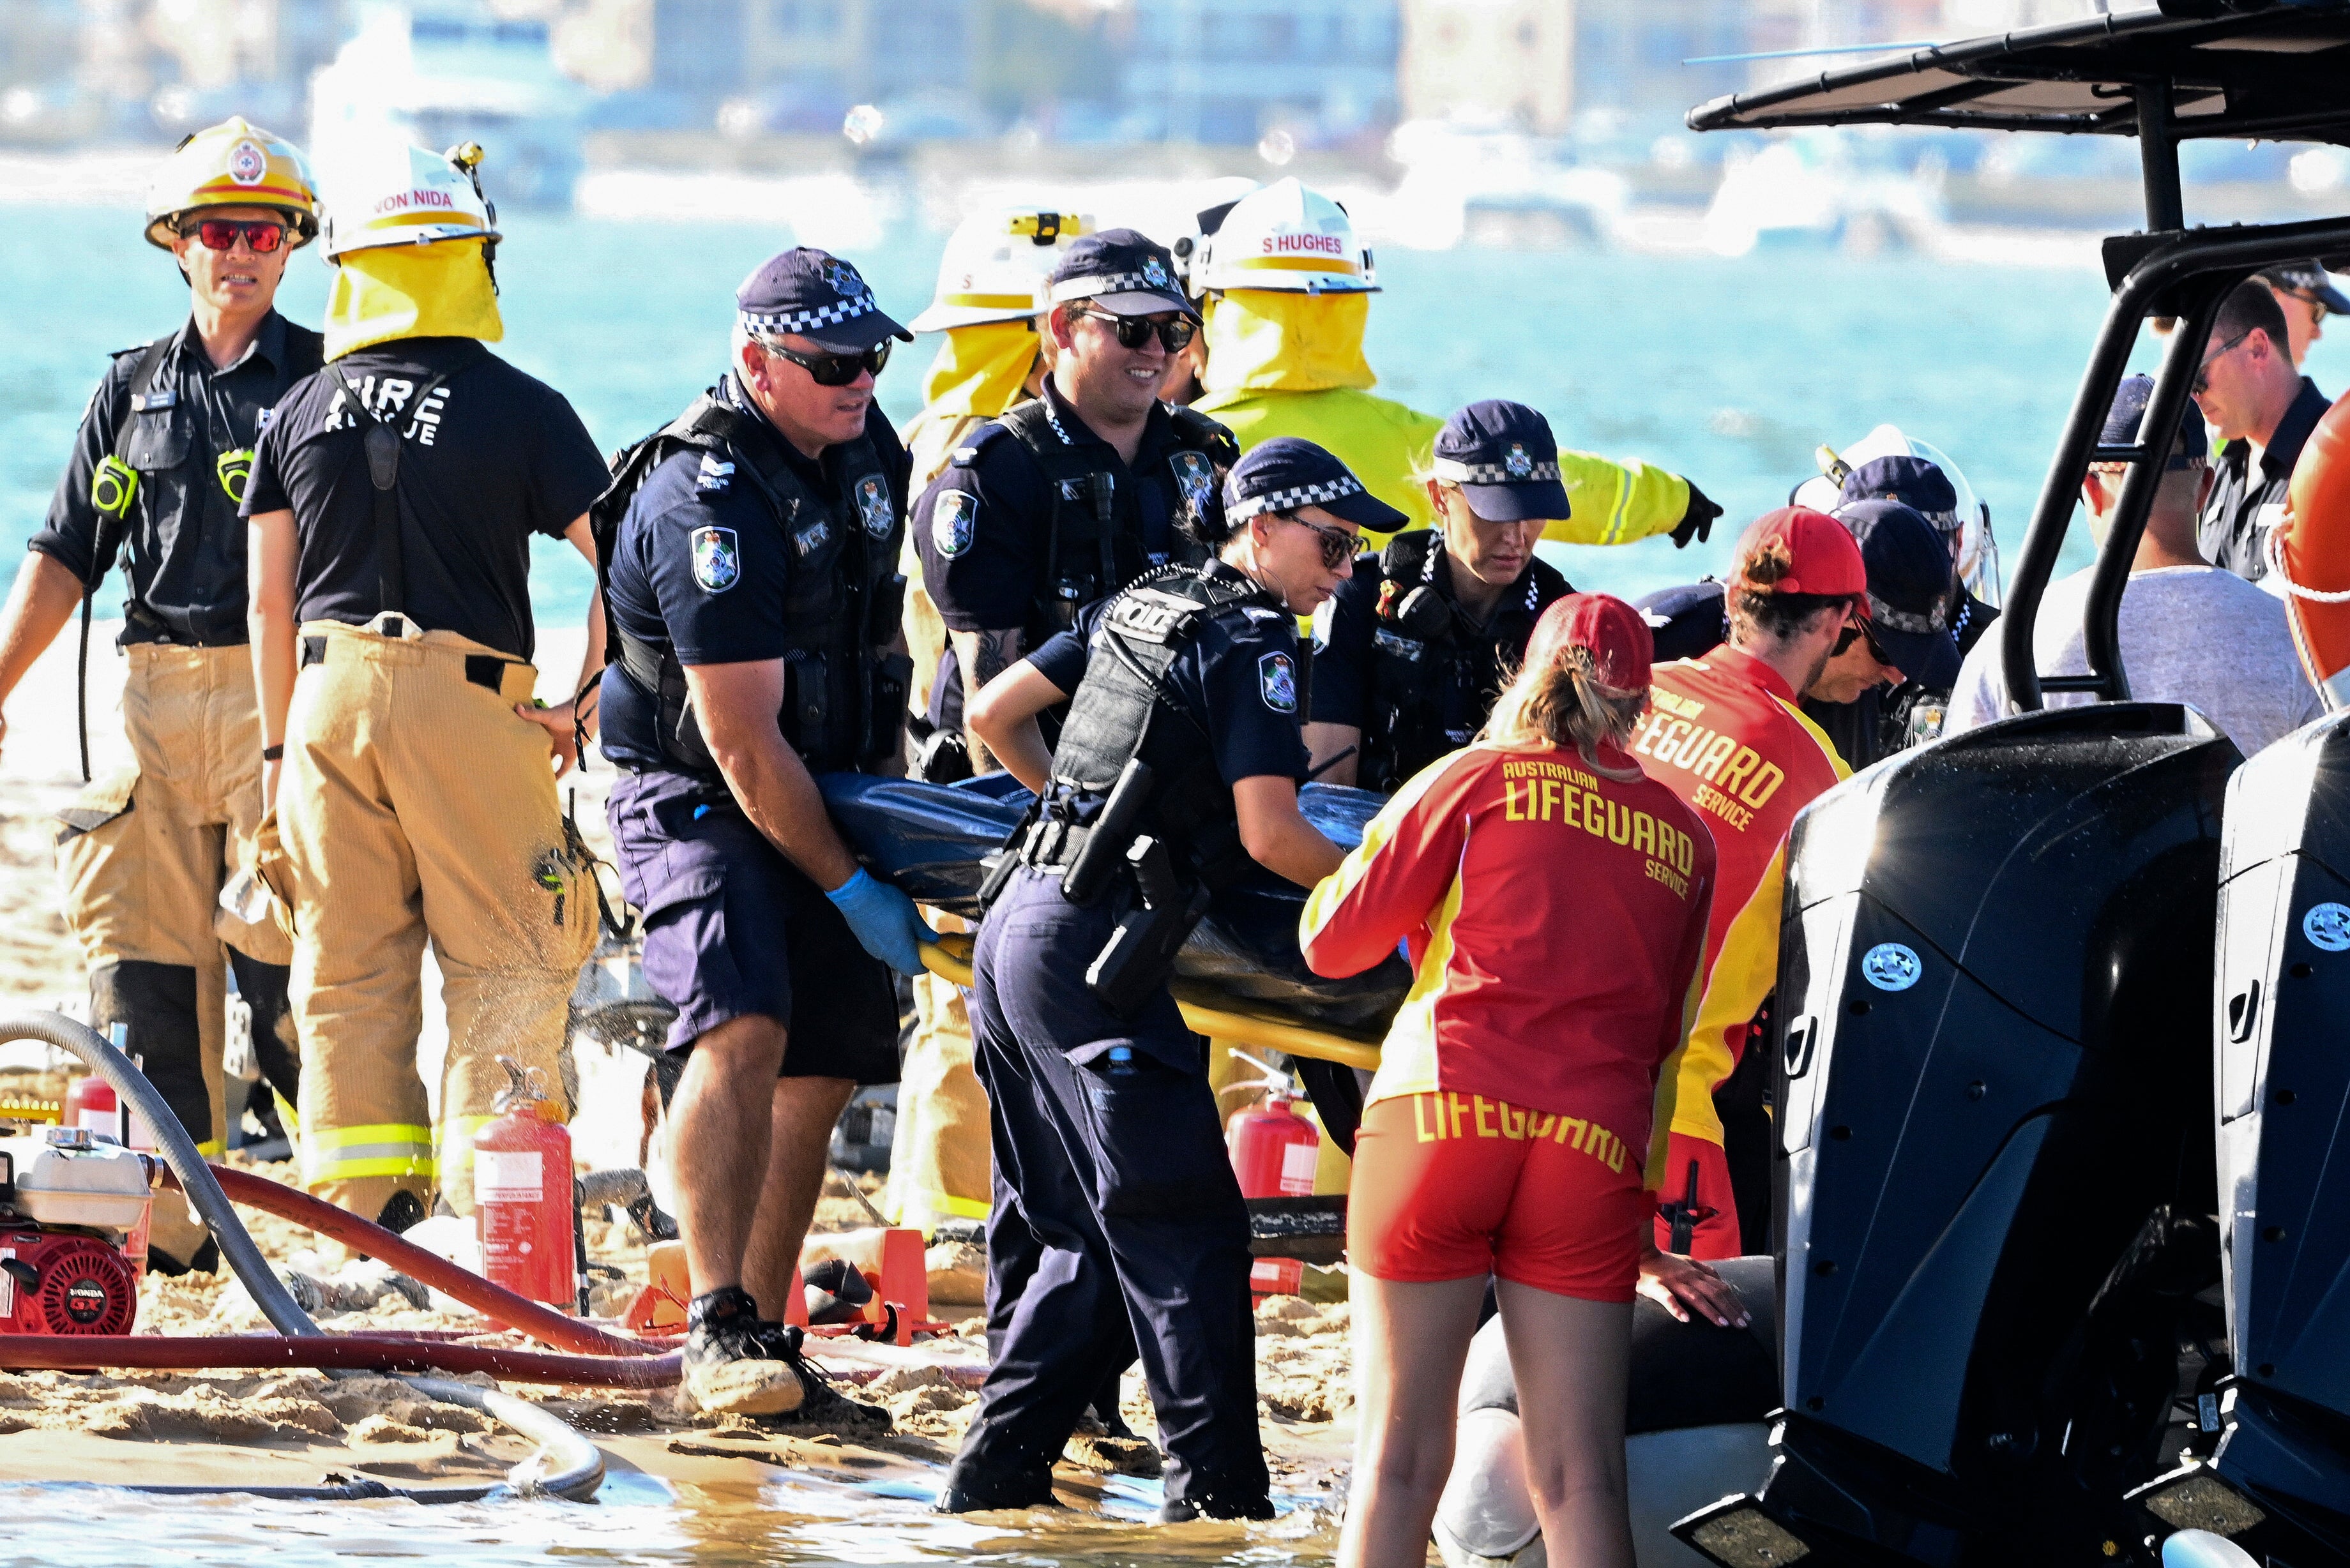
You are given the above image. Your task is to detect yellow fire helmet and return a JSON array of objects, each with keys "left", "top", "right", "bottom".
[
  {"left": 142, "top": 117, "right": 320, "bottom": 251},
  {"left": 907, "top": 207, "right": 1095, "bottom": 333},
  {"left": 318, "top": 140, "right": 500, "bottom": 262}
]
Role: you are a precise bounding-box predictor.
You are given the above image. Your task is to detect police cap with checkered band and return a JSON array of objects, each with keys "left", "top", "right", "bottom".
[
  {"left": 1224, "top": 436, "right": 1406, "bottom": 534},
  {"left": 1047, "top": 228, "right": 1201, "bottom": 321},
  {"left": 1430, "top": 400, "right": 1572, "bottom": 524},
  {"left": 736, "top": 247, "right": 912, "bottom": 355}
]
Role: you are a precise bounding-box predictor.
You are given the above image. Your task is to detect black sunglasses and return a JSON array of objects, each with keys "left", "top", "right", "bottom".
[
  {"left": 1277, "top": 511, "right": 1360, "bottom": 571},
  {"left": 1832, "top": 607, "right": 1892, "bottom": 665},
  {"left": 1074, "top": 308, "right": 1196, "bottom": 354},
  {"left": 763, "top": 338, "right": 891, "bottom": 388}
]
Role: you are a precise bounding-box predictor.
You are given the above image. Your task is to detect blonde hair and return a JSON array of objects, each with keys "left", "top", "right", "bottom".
[{"left": 1482, "top": 645, "right": 1648, "bottom": 760}]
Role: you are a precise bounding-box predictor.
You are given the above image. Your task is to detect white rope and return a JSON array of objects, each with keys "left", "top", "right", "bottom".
[{"left": 2263, "top": 524, "right": 2350, "bottom": 603}]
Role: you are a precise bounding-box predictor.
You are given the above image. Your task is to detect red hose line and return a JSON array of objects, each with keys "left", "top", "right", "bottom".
[
  {"left": 169, "top": 1165, "right": 658, "bottom": 1359},
  {"left": 0, "top": 1333, "right": 680, "bottom": 1387}
]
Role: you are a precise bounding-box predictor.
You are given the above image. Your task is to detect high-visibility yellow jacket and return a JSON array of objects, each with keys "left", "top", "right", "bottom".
[{"left": 1192, "top": 290, "right": 1694, "bottom": 549}]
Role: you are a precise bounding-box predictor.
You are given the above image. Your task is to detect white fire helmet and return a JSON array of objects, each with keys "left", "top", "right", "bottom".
[
  {"left": 909, "top": 208, "right": 1095, "bottom": 333},
  {"left": 318, "top": 140, "right": 500, "bottom": 262},
  {"left": 1795, "top": 424, "right": 2001, "bottom": 606},
  {"left": 1194, "top": 177, "right": 1377, "bottom": 296}
]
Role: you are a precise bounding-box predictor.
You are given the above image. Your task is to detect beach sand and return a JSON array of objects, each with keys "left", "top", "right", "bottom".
[{"left": 0, "top": 622, "right": 1357, "bottom": 1507}]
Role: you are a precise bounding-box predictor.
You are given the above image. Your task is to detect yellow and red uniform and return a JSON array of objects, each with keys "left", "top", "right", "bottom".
[
  {"left": 1633, "top": 645, "right": 1849, "bottom": 1258},
  {"left": 1301, "top": 741, "right": 1713, "bottom": 1300}
]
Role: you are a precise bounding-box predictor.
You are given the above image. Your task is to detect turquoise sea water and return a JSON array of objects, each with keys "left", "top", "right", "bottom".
[{"left": 5, "top": 207, "right": 2347, "bottom": 628}]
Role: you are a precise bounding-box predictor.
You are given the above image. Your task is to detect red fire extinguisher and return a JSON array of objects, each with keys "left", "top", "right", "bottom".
[
  {"left": 473, "top": 1057, "right": 575, "bottom": 1309},
  {"left": 1224, "top": 1050, "right": 1321, "bottom": 1200}
]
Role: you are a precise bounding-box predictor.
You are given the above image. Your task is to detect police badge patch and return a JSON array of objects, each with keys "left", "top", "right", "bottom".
[
  {"left": 1503, "top": 442, "right": 1533, "bottom": 479},
  {"left": 855, "top": 476, "right": 893, "bottom": 539},
  {"left": 932, "top": 490, "right": 978, "bottom": 559},
  {"left": 1142, "top": 254, "right": 1171, "bottom": 289},
  {"left": 1169, "top": 451, "right": 1215, "bottom": 525},
  {"left": 1258, "top": 652, "right": 1298, "bottom": 713},
  {"left": 821, "top": 258, "right": 865, "bottom": 297},
  {"left": 691, "top": 526, "right": 739, "bottom": 593}
]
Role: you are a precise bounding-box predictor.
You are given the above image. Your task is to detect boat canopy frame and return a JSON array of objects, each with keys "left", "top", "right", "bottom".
[{"left": 1688, "top": 0, "right": 2350, "bottom": 711}]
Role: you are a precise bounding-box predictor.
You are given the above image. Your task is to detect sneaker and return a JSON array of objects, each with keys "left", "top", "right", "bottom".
[
  {"left": 746, "top": 1328, "right": 891, "bottom": 1435},
  {"left": 682, "top": 1288, "right": 806, "bottom": 1417}
]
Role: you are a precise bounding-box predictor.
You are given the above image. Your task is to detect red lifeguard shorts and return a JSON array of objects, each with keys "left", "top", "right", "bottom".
[{"left": 1347, "top": 1090, "right": 1649, "bottom": 1302}]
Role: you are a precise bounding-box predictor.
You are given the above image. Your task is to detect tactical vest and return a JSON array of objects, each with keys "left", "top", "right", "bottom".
[
  {"left": 969, "top": 400, "right": 1237, "bottom": 645},
  {"left": 1359, "top": 531, "right": 1570, "bottom": 792},
  {"left": 1024, "top": 565, "right": 1275, "bottom": 893},
  {"left": 592, "top": 389, "right": 911, "bottom": 776}
]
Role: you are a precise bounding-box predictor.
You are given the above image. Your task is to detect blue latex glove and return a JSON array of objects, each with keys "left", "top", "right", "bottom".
[{"left": 824, "top": 868, "right": 934, "bottom": 976}]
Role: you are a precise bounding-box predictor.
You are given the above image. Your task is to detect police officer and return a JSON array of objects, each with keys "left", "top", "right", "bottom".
[
  {"left": 942, "top": 437, "right": 1397, "bottom": 1518},
  {"left": 913, "top": 227, "right": 1238, "bottom": 773},
  {"left": 2195, "top": 280, "right": 2333, "bottom": 585},
  {"left": 1836, "top": 453, "right": 2000, "bottom": 661},
  {"left": 596, "top": 246, "right": 929, "bottom": 1417},
  {"left": 0, "top": 119, "right": 319, "bottom": 1270},
  {"left": 1306, "top": 401, "right": 1579, "bottom": 794},
  {"left": 243, "top": 142, "right": 609, "bottom": 1229}
]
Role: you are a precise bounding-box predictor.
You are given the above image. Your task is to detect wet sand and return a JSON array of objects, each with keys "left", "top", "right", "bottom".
[{"left": 0, "top": 624, "right": 1357, "bottom": 1518}]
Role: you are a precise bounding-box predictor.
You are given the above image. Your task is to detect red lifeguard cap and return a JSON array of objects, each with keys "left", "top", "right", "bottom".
[
  {"left": 1524, "top": 592, "right": 1653, "bottom": 693},
  {"left": 1728, "top": 506, "right": 1870, "bottom": 608}
]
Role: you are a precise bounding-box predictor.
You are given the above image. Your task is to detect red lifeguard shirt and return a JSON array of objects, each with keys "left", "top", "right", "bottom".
[
  {"left": 1632, "top": 645, "right": 1849, "bottom": 1151},
  {"left": 1300, "top": 741, "right": 1715, "bottom": 1192}
]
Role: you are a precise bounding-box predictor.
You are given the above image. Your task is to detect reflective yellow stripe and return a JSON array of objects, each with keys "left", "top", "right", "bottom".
[
  {"left": 1232, "top": 252, "right": 1362, "bottom": 275},
  {"left": 303, "top": 1122, "right": 433, "bottom": 1183},
  {"left": 435, "top": 1113, "right": 497, "bottom": 1176},
  {"left": 941, "top": 292, "right": 1036, "bottom": 310},
  {"left": 888, "top": 1188, "right": 992, "bottom": 1225},
  {"left": 310, "top": 1122, "right": 433, "bottom": 1148}
]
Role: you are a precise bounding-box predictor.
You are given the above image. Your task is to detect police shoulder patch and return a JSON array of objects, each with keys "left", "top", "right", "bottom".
[
  {"left": 690, "top": 526, "right": 740, "bottom": 593},
  {"left": 855, "top": 474, "right": 894, "bottom": 539},
  {"left": 1258, "top": 651, "right": 1298, "bottom": 714},
  {"left": 932, "top": 489, "right": 979, "bottom": 559}
]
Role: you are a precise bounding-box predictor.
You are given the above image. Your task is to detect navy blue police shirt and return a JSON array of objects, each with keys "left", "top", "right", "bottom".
[
  {"left": 1028, "top": 561, "right": 1310, "bottom": 790},
  {"left": 913, "top": 380, "right": 1224, "bottom": 730},
  {"left": 599, "top": 380, "right": 911, "bottom": 780}
]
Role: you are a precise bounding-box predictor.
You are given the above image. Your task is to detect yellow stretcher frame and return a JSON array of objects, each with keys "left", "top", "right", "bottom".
[{"left": 918, "top": 933, "right": 1384, "bottom": 1073}]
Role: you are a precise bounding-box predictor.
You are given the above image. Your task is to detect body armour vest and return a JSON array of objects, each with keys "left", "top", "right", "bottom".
[
  {"left": 593, "top": 391, "right": 912, "bottom": 776},
  {"left": 1360, "top": 531, "right": 1571, "bottom": 793},
  {"left": 1041, "top": 564, "right": 1275, "bottom": 890},
  {"left": 981, "top": 400, "right": 1237, "bottom": 645}
]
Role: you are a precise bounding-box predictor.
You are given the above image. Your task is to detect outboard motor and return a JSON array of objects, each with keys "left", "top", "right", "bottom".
[
  {"left": 1678, "top": 705, "right": 2236, "bottom": 1567},
  {"left": 2130, "top": 711, "right": 2350, "bottom": 1561},
  {"left": 1435, "top": 1257, "right": 1779, "bottom": 1568}
]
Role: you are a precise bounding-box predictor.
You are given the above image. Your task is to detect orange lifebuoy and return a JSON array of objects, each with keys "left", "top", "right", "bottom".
[{"left": 2276, "top": 388, "right": 2350, "bottom": 705}]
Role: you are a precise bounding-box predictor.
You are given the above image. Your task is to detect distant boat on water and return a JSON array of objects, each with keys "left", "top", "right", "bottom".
[{"left": 309, "top": 0, "right": 587, "bottom": 209}]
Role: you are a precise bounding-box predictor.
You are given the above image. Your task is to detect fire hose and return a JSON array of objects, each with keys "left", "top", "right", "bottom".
[{"left": 0, "top": 1009, "right": 610, "bottom": 1502}]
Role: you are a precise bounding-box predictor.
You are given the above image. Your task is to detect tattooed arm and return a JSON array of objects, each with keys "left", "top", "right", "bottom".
[{"left": 950, "top": 626, "right": 1026, "bottom": 774}]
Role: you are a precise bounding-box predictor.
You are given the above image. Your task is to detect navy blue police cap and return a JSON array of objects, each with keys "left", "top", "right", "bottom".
[
  {"left": 1838, "top": 500, "right": 1957, "bottom": 686},
  {"left": 1840, "top": 455, "right": 1958, "bottom": 529},
  {"left": 2103, "top": 374, "right": 2208, "bottom": 469},
  {"left": 1047, "top": 228, "right": 1200, "bottom": 320},
  {"left": 2259, "top": 260, "right": 2350, "bottom": 315},
  {"left": 1430, "top": 400, "right": 1572, "bottom": 524},
  {"left": 1224, "top": 437, "right": 1406, "bottom": 535},
  {"left": 736, "top": 247, "right": 911, "bottom": 354}
]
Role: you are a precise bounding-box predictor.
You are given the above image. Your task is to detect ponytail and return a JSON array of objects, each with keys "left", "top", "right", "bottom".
[{"left": 1482, "top": 645, "right": 1647, "bottom": 761}]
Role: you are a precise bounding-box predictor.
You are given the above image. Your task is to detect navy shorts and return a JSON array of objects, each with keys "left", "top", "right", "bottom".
[{"left": 607, "top": 770, "right": 899, "bottom": 1084}]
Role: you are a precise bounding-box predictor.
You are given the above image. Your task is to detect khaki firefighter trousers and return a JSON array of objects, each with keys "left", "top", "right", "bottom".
[
  {"left": 270, "top": 619, "right": 594, "bottom": 1222},
  {"left": 885, "top": 910, "right": 995, "bottom": 1231},
  {"left": 53, "top": 642, "right": 299, "bottom": 1267}
]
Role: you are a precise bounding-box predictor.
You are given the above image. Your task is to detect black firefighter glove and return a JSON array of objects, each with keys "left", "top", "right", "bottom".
[{"left": 1671, "top": 481, "right": 1722, "bottom": 549}]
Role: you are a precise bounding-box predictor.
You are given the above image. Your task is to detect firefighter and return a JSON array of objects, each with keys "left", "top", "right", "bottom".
[
  {"left": 893, "top": 208, "right": 1091, "bottom": 1242},
  {"left": 241, "top": 140, "right": 609, "bottom": 1228},
  {"left": 0, "top": 119, "right": 320, "bottom": 1270},
  {"left": 1186, "top": 177, "right": 1720, "bottom": 548}
]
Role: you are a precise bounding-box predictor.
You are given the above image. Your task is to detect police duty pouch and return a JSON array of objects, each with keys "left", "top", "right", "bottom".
[{"left": 1086, "top": 834, "right": 1211, "bottom": 1016}]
